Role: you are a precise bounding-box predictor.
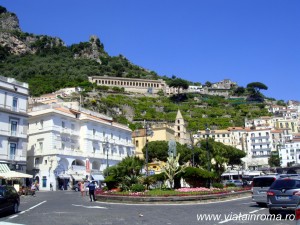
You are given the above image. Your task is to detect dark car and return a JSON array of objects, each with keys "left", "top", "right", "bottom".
[
  {"left": 0, "top": 185, "right": 20, "bottom": 214},
  {"left": 72, "top": 183, "right": 80, "bottom": 192},
  {"left": 267, "top": 176, "right": 300, "bottom": 214}
]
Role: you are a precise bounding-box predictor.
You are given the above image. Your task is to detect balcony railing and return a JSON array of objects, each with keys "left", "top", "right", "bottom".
[
  {"left": 250, "top": 136, "right": 270, "bottom": 140},
  {"left": 0, "top": 103, "right": 27, "bottom": 114},
  {"left": 0, "top": 129, "right": 27, "bottom": 138},
  {"left": 251, "top": 141, "right": 271, "bottom": 145}
]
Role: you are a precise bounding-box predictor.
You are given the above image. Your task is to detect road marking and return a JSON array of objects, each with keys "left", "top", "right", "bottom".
[
  {"left": 218, "top": 208, "right": 265, "bottom": 224},
  {"left": 8, "top": 201, "right": 47, "bottom": 220},
  {"left": 27, "top": 201, "right": 47, "bottom": 210},
  {"left": 72, "top": 204, "right": 107, "bottom": 209},
  {"left": 8, "top": 215, "right": 18, "bottom": 219},
  {"left": 95, "top": 196, "right": 251, "bottom": 206},
  {"left": 0, "top": 222, "right": 25, "bottom": 225}
]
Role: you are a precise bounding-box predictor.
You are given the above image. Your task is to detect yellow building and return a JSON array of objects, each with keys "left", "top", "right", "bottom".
[
  {"left": 132, "top": 123, "right": 175, "bottom": 159},
  {"left": 147, "top": 160, "right": 166, "bottom": 175}
]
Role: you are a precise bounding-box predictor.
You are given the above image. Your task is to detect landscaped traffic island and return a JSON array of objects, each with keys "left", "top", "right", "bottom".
[{"left": 95, "top": 187, "right": 251, "bottom": 203}]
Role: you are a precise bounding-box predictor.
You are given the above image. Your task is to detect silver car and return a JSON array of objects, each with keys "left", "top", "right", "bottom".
[
  {"left": 267, "top": 176, "right": 300, "bottom": 214},
  {"left": 252, "top": 175, "right": 277, "bottom": 206}
]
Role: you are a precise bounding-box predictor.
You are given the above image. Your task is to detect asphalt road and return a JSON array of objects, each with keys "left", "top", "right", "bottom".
[{"left": 0, "top": 190, "right": 296, "bottom": 225}]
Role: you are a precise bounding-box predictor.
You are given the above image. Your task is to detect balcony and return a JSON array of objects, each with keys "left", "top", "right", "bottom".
[
  {"left": 251, "top": 148, "right": 272, "bottom": 152},
  {"left": 0, "top": 103, "right": 27, "bottom": 114},
  {"left": 252, "top": 154, "right": 271, "bottom": 158},
  {"left": 251, "top": 136, "right": 270, "bottom": 140},
  {"left": 0, "top": 129, "right": 27, "bottom": 139},
  {"left": 251, "top": 141, "right": 271, "bottom": 145}
]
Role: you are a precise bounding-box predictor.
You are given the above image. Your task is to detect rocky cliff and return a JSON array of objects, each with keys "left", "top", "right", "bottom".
[{"left": 0, "top": 6, "right": 106, "bottom": 61}]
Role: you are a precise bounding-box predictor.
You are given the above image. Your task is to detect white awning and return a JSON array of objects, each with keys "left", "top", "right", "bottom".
[
  {"left": 0, "top": 163, "right": 10, "bottom": 173},
  {"left": 91, "top": 174, "right": 104, "bottom": 181},
  {"left": 0, "top": 171, "right": 33, "bottom": 179},
  {"left": 71, "top": 174, "right": 85, "bottom": 181}
]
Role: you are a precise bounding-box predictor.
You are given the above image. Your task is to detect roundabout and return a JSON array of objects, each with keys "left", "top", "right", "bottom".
[{"left": 95, "top": 189, "right": 251, "bottom": 204}]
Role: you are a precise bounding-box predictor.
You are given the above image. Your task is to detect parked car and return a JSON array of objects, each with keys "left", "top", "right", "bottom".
[
  {"left": 0, "top": 185, "right": 20, "bottom": 214},
  {"left": 224, "top": 180, "right": 243, "bottom": 187},
  {"left": 267, "top": 176, "right": 300, "bottom": 214},
  {"left": 72, "top": 183, "right": 80, "bottom": 192}
]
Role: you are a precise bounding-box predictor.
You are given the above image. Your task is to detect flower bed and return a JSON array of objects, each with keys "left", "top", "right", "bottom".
[{"left": 100, "top": 187, "right": 251, "bottom": 197}]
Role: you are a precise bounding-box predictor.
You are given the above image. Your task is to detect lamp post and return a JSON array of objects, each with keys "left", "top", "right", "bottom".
[
  {"left": 205, "top": 125, "right": 212, "bottom": 188},
  {"left": 145, "top": 122, "right": 153, "bottom": 176},
  {"left": 104, "top": 137, "right": 110, "bottom": 177},
  {"left": 188, "top": 132, "right": 195, "bottom": 167}
]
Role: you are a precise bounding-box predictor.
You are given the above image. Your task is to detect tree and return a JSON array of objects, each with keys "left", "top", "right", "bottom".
[
  {"left": 246, "top": 82, "right": 268, "bottom": 93},
  {"left": 161, "top": 154, "right": 188, "bottom": 189},
  {"left": 268, "top": 154, "right": 281, "bottom": 167},
  {"left": 233, "top": 86, "right": 245, "bottom": 96},
  {"left": 167, "top": 78, "right": 189, "bottom": 90},
  {"left": 142, "top": 141, "right": 169, "bottom": 162}
]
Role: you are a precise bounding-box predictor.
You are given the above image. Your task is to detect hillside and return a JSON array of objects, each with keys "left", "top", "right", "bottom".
[{"left": 0, "top": 6, "right": 273, "bottom": 130}]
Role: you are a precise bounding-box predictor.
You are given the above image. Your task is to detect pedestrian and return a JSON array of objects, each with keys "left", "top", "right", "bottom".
[
  {"left": 50, "top": 182, "right": 53, "bottom": 191},
  {"left": 87, "top": 181, "right": 96, "bottom": 202},
  {"left": 80, "top": 181, "right": 84, "bottom": 197},
  {"left": 31, "top": 183, "right": 36, "bottom": 196}
]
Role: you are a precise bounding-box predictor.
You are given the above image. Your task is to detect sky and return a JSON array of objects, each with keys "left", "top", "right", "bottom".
[{"left": 1, "top": 0, "right": 300, "bottom": 101}]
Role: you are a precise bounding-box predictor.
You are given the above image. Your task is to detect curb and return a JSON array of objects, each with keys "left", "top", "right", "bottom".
[{"left": 96, "top": 190, "right": 251, "bottom": 204}]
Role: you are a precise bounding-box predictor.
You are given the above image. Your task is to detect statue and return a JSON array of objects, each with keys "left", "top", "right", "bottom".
[{"left": 168, "top": 140, "right": 177, "bottom": 157}]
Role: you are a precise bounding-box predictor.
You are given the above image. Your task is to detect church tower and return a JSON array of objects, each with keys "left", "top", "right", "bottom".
[{"left": 174, "top": 109, "right": 187, "bottom": 145}]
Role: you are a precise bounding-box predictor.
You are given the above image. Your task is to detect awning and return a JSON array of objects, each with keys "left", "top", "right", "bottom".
[
  {"left": 0, "top": 171, "right": 33, "bottom": 179},
  {"left": 0, "top": 163, "right": 10, "bottom": 173},
  {"left": 91, "top": 174, "right": 104, "bottom": 181},
  {"left": 71, "top": 174, "right": 85, "bottom": 181}
]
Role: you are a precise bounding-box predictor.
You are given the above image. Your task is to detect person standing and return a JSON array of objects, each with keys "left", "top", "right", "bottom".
[
  {"left": 50, "top": 182, "right": 53, "bottom": 191},
  {"left": 87, "top": 181, "right": 96, "bottom": 202}
]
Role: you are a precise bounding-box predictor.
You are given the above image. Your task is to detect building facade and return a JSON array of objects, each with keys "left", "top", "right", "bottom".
[
  {"left": 27, "top": 104, "right": 134, "bottom": 191},
  {"left": 0, "top": 76, "right": 28, "bottom": 173}
]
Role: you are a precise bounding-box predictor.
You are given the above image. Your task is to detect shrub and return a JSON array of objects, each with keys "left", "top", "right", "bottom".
[
  {"left": 130, "top": 184, "right": 145, "bottom": 192},
  {"left": 212, "top": 183, "right": 224, "bottom": 189},
  {"left": 226, "top": 183, "right": 236, "bottom": 187},
  {"left": 104, "top": 175, "right": 118, "bottom": 190}
]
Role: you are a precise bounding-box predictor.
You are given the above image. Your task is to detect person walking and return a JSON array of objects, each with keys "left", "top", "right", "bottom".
[
  {"left": 87, "top": 181, "right": 96, "bottom": 202},
  {"left": 31, "top": 183, "right": 36, "bottom": 196},
  {"left": 50, "top": 182, "right": 53, "bottom": 191},
  {"left": 80, "top": 181, "right": 84, "bottom": 197}
]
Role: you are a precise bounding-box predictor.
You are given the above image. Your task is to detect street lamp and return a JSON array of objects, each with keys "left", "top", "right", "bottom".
[
  {"left": 188, "top": 133, "right": 195, "bottom": 167},
  {"left": 205, "top": 124, "right": 212, "bottom": 188},
  {"left": 145, "top": 122, "right": 153, "bottom": 176},
  {"left": 104, "top": 137, "right": 110, "bottom": 176}
]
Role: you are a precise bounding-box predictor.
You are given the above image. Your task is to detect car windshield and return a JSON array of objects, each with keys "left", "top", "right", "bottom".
[
  {"left": 253, "top": 177, "right": 275, "bottom": 187},
  {"left": 270, "top": 179, "right": 300, "bottom": 190}
]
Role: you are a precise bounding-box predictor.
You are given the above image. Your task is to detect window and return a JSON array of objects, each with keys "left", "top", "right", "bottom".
[
  {"left": 34, "top": 158, "right": 40, "bottom": 166},
  {"left": 12, "top": 97, "right": 18, "bottom": 111},
  {"left": 9, "top": 143, "right": 16, "bottom": 160},
  {"left": 93, "top": 147, "right": 96, "bottom": 153},
  {"left": 62, "top": 121, "right": 65, "bottom": 128},
  {"left": 39, "top": 142, "right": 43, "bottom": 151},
  {"left": 10, "top": 120, "right": 17, "bottom": 136},
  {"left": 39, "top": 120, "right": 44, "bottom": 130},
  {"left": 93, "top": 129, "right": 96, "bottom": 136},
  {"left": 62, "top": 143, "right": 65, "bottom": 150},
  {"left": 177, "top": 126, "right": 180, "bottom": 131},
  {"left": 135, "top": 140, "right": 139, "bottom": 147}
]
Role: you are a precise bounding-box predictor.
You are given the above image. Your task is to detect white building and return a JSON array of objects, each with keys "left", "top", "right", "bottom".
[
  {"left": 279, "top": 139, "right": 300, "bottom": 167},
  {"left": 0, "top": 76, "right": 28, "bottom": 173},
  {"left": 245, "top": 128, "right": 273, "bottom": 169},
  {"left": 27, "top": 104, "right": 134, "bottom": 191}
]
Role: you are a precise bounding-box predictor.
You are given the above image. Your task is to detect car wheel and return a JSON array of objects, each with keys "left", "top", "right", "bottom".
[
  {"left": 12, "top": 202, "right": 19, "bottom": 214},
  {"left": 75, "top": 187, "right": 79, "bottom": 192}
]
